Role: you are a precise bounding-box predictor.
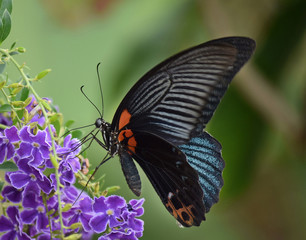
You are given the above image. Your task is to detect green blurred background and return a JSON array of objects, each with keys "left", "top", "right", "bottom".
[{"left": 5, "top": 0, "right": 306, "bottom": 239}]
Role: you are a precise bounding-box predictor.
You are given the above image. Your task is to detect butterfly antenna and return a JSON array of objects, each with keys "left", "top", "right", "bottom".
[
  {"left": 80, "top": 85, "right": 103, "bottom": 119},
  {"left": 72, "top": 153, "right": 112, "bottom": 206},
  {"left": 96, "top": 62, "right": 104, "bottom": 118}
]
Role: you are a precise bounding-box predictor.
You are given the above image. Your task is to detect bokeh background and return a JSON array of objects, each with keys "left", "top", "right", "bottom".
[{"left": 5, "top": 0, "right": 306, "bottom": 239}]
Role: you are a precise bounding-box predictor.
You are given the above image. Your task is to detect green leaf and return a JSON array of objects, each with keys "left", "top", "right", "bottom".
[
  {"left": 0, "top": 161, "right": 18, "bottom": 171},
  {"left": 0, "top": 0, "right": 12, "bottom": 16},
  {"left": 0, "top": 103, "right": 10, "bottom": 112},
  {"left": 9, "top": 41, "right": 15, "bottom": 49},
  {"left": 65, "top": 120, "right": 75, "bottom": 128},
  {"left": 35, "top": 69, "right": 51, "bottom": 80},
  {"left": 71, "top": 130, "right": 82, "bottom": 139},
  {"left": 52, "top": 119, "right": 61, "bottom": 136},
  {"left": 20, "top": 87, "right": 30, "bottom": 101},
  {"left": 0, "top": 9, "right": 11, "bottom": 43}
]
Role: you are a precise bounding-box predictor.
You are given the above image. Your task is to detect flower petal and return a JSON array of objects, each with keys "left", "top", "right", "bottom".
[
  {"left": 0, "top": 216, "right": 14, "bottom": 231},
  {"left": 2, "top": 186, "right": 22, "bottom": 203},
  {"left": 37, "top": 175, "right": 53, "bottom": 194},
  {"left": 5, "top": 126, "right": 20, "bottom": 142},
  {"left": 20, "top": 209, "right": 37, "bottom": 224},
  {"left": 106, "top": 195, "right": 126, "bottom": 210},
  {"left": 36, "top": 212, "right": 48, "bottom": 230},
  {"left": 1, "top": 231, "right": 17, "bottom": 240},
  {"left": 9, "top": 172, "right": 30, "bottom": 189},
  {"left": 17, "top": 142, "right": 32, "bottom": 158},
  {"left": 19, "top": 127, "right": 31, "bottom": 142},
  {"left": 93, "top": 196, "right": 107, "bottom": 213},
  {"left": 89, "top": 214, "right": 108, "bottom": 233},
  {"left": 80, "top": 213, "right": 93, "bottom": 232}
]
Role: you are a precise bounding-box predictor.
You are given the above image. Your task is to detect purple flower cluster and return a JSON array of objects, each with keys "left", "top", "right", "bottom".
[
  {"left": 24, "top": 96, "right": 52, "bottom": 126},
  {"left": 0, "top": 124, "right": 145, "bottom": 238},
  {"left": 63, "top": 195, "right": 144, "bottom": 240}
]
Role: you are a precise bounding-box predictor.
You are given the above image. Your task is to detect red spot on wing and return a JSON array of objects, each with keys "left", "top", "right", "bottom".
[
  {"left": 127, "top": 135, "right": 137, "bottom": 153},
  {"left": 119, "top": 109, "right": 131, "bottom": 130},
  {"left": 118, "top": 109, "right": 137, "bottom": 154},
  {"left": 118, "top": 129, "right": 137, "bottom": 154}
]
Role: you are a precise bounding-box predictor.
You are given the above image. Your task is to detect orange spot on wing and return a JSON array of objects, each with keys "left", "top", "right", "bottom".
[
  {"left": 127, "top": 136, "right": 137, "bottom": 153},
  {"left": 165, "top": 194, "right": 197, "bottom": 227},
  {"left": 119, "top": 109, "right": 131, "bottom": 130},
  {"left": 118, "top": 129, "right": 137, "bottom": 154}
]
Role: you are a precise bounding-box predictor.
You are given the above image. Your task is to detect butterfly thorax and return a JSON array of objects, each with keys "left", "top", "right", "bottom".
[{"left": 95, "top": 118, "right": 119, "bottom": 156}]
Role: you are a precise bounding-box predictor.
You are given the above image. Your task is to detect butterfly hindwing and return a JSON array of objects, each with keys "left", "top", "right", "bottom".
[
  {"left": 112, "top": 37, "right": 256, "bottom": 146},
  {"left": 131, "top": 131, "right": 206, "bottom": 227},
  {"left": 179, "top": 131, "right": 224, "bottom": 212}
]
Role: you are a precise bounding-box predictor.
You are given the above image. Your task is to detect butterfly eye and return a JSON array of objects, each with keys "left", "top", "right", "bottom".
[{"left": 95, "top": 118, "right": 103, "bottom": 128}]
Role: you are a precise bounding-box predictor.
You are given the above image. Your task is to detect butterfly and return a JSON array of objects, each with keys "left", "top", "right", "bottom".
[{"left": 86, "top": 37, "right": 256, "bottom": 227}]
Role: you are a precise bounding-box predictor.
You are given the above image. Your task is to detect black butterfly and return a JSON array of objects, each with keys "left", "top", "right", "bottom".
[{"left": 87, "top": 37, "right": 255, "bottom": 227}]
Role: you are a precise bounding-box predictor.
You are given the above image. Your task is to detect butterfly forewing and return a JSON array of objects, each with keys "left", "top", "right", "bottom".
[
  {"left": 112, "top": 37, "right": 256, "bottom": 145},
  {"left": 107, "top": 37, "right": 255, "bottom": 227}
]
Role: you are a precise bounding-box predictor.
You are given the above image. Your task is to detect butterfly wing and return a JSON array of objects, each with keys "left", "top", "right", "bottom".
[
  {"left": 131, "top": 131, "right": 206, "bottom": 227},
  {"left": 113, "top": 37, "right": 255, "bottom": 226},
  {"left": 112, "top": 37, "right": 255, "bottom": 145},
  {"left": 120, "top": 130, "right": 224, "bottom": 226},
  {"left": 179, "top": 131, "right": 224, "bottom": 212}
]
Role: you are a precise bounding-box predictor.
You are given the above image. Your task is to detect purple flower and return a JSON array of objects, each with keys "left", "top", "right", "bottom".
[
  {"left": 127, "top": 198, "right": 145, "bottom": 217},
  {"left": 121, "top": 199, "right": 145, "bottom": 236},
  {"left": 8, "top": 159, "right": 53, "bottom": 194},
  {"left": 58, "top": 161, "right": 76, "bottom": 186},
  {"left": 89, "top": 196, "right": 126, "bottom": 233},
  {"left": 57, "top": 134, "right": 81, "bottom": 157},
  {"left": 60, "top": 185, "right": 79, "bottom": 203},
  {"left": 56, "top": 134, "right": 81, "bottom": 173},
  {"left": 17, "top": 126, "right": 51, "bottom": 167},
  {"left": 1, "top": 185, "right": 23, "bottom": 203},
  {"left": 20, "top": 189, "right": 49, "bottom": 231},
  {"left": 25, "top": 96, "right": 49, "bottom": 126},
  {"left": 0, "top": 206, "right": 31, "bottom": 240},
  {"left": 62, "top": 196, "right": 94, "bottom": 232},
  {"left": 0, "top": 126, "right": 20, "bottom": 164}
]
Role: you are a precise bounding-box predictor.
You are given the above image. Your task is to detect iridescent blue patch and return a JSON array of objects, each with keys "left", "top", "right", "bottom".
[{"left": 179, "top": 131, "right": 225, "bottom": 212}]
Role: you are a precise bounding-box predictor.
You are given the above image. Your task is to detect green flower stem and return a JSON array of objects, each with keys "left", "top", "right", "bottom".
[
  {"left": 0, "top": 48, "right": 65, "bottom": 239},
  {"left": 42, "top": 192, "right": 53, "bottom": 236},
  {"left": 1, "top": 87, "right": 23, "bottom": 125},
  {"left": 0, "top": 123, "right": 8, "bottom": 129}
]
